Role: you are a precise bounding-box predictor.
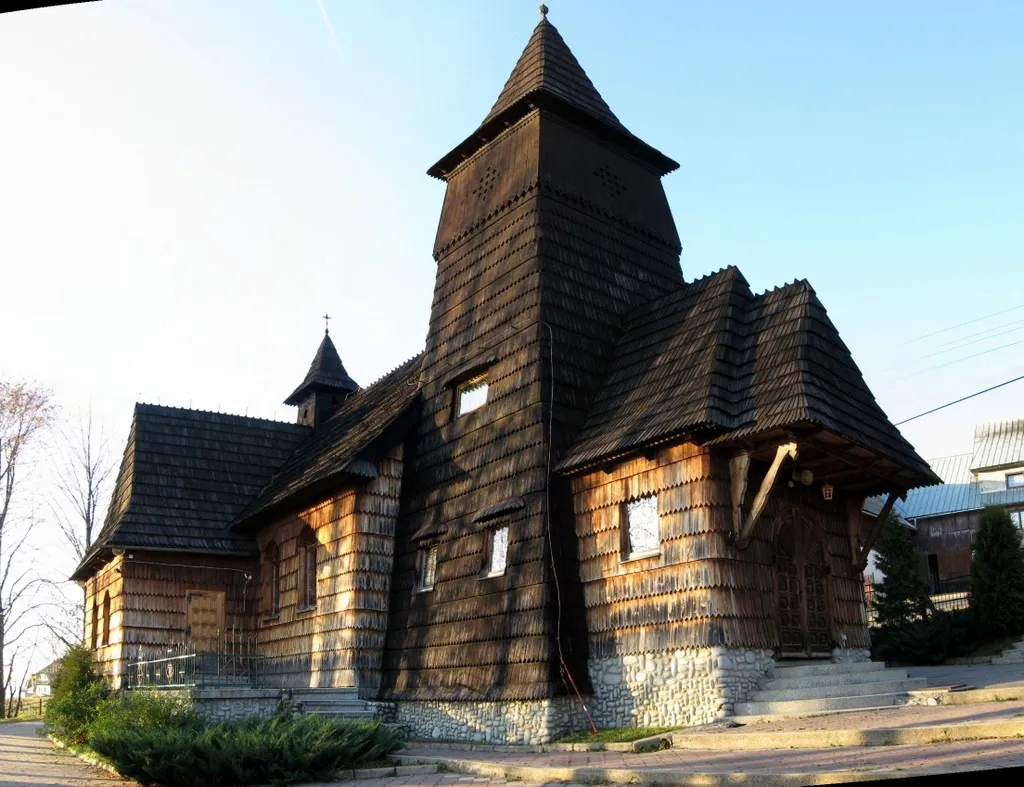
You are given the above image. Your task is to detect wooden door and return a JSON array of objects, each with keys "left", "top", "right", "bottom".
[
  {"left": 186, "top": 589, "right": 225, "bottom": 650},
  {"left": 775, "top": 517, "right": 831, "bottom": 658}
]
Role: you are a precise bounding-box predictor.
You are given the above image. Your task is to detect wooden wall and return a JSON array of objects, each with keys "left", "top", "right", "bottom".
[
  {"left": 119, "top": 552, "right": 256, "bottom": 652},
  {"left": 84, "top": 556, "right": 125, "bottom": 684},
  {"left": 570, "top": 440, "right": 870, "bottom": 658},
  {"left": 255, "top": 444, "right": 401, "bottom": 696},
  {"left": 915, "top": 511, "right": 980, "bottom": 554}
]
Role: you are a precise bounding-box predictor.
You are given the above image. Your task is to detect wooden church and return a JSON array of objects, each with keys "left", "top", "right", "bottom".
[{"left": 73, "top": 11, "right": 938, "bottom": 742}]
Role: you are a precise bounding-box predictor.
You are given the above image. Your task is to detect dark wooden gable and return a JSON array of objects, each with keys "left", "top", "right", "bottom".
[
  {"left": 380, "top": 17, "right": 684, "bottom": 702},
  {"left": 72, "top": 405, "right": 310, "bottom": 581}
]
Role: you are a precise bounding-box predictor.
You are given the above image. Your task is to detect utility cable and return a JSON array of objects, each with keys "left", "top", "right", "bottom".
[
  {"left": 900, "top": 302, "right": 1024, "bottom": 346},
  {"left": 894, "top": 373, "right": 1024, "bottom": 426}
]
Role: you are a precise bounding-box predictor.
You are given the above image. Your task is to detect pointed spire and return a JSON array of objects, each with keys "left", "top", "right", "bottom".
[
  {"left": 427, "top": 12, "right": 677, "bottom": 180},
  {"left": 483, "top": 14, "right": 626, "bottom": 133},
  {"left": 284, "top": 332, "right": 359, "bottom": 407}
]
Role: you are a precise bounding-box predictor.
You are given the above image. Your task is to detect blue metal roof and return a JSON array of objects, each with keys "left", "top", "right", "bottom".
[{"left": 971, "top": 419, "right": 1024, "bottom": 472}]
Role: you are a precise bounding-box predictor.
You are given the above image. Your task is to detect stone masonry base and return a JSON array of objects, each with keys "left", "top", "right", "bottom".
[
  {"left": 394, "top": 697, "right": 588, "bottom": 745},
  {"left": 587, "top": 647, "right": 775, "bottom": 728}
]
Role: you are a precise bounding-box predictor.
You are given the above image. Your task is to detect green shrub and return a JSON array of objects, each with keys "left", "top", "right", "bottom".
[
  {"left": 971, "top": 506, "right": 1024, "bottom": 639},
  {"left": 871, "top": 609, "right": 975, "bottom": 665},
  {"left": 43, "top": 647, "right": 108, "bottom": 745},
  {"left": 88, "top": 713, "right": 403, "bottom": 787},
  {"left": 872, "top": 514, "right": 927, "bottom": 627},
  {"left": 89, "top": 691, "right": 203, "bottom": 741}
]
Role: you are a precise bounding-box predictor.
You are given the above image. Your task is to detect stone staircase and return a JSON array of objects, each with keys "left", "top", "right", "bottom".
[
  {"left": 731, "top": 661, "right": 928, "bottom": 722},
  {"left": 288, "top": 688, "right": 378, "bottom": 719},
  {"left": 991, "top": 639, "right": 1024, "bottom": 665}
]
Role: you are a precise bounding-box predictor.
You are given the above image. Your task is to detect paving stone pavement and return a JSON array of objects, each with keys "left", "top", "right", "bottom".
[
  {"left": 402, "top": 738, "right": 1024, "bottom": 778},
  {"left": 701, "top": 696, "right": 1024, "bottom": 734},
  {"left": 0, "top": 721, "right": 132, "bottom": 787}
]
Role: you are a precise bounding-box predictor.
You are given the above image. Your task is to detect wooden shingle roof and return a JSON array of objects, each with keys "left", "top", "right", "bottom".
[
  {"left": 233, "top": 354, "right": 423, "bottom": 528},
  {"left": 284, "top": 330, "right": 359, "bottom": 406},
  {"left": 556, "top": 266, "right": 939, "bottom": 490},
  {"left": 72, "top": 405, "right": 310, "bottom": 581}
]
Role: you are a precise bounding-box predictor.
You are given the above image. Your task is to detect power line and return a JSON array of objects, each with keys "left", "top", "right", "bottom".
[
  {"left": 900, "top": 302, "right": 1024, "bottom": 346},
  {"left": 888, "top": 338, "right": 1024, "bottom": 384},
  {"left": 879, "top": 318, "right": 1024, "bottom": 373},
  {"left": 895, "top": 373, "right": 1024, "bottom": 426}
]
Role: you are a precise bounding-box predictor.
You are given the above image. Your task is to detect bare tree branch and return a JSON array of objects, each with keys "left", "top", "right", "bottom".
[{"left": 0, "top": 380, "right": 55, "bottom": 717}]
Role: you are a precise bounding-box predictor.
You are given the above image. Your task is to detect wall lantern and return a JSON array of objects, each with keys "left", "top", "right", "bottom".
[{"left": 822, "top": 482, "right": 834, "bottom": 501}]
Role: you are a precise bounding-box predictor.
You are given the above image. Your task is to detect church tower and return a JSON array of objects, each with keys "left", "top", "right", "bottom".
[
  {"left": 382, "top": 10, "right": 683, "bottom": 716},
  {"left": 285, "top": 329, "right": 359, "bottom": 427}
]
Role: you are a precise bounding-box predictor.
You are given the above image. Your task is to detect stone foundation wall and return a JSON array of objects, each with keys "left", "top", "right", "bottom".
[
  {"left": 587, "top": 647, "right": 775, "bottom": 728},
  {"left": 394, "top": 697, "right": 588, "bottom": 744},
  {"left": 189, "top": 687, "right": 284, "bottom": 722}
]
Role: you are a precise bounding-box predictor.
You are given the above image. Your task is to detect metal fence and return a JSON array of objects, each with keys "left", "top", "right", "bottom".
[
  {"left": 864, "top": 575, "right": 971, "bottom": 623},
  {"left": 125, "top": 633, "right": 266, "bottom": 690}
]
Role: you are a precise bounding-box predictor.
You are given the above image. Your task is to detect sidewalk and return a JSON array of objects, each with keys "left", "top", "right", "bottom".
[
  {"left": 0, "top": 721, "right": 132, "bottom": 787},
  {"left": 399, "top": 738, "right": 1024, "bottom": 785}
]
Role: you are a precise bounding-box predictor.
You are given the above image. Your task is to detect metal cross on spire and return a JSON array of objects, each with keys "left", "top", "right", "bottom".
[
  {"left": 323, "top": 313, "right": 331, "bottom": 334},
  {"left": 539, "top": 4, "right": 548, "bottom": 20}
]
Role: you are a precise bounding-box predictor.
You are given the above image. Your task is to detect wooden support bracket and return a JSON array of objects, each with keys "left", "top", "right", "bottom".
[
  {"left": 734, "top": 442, "right": 798, "bottom": 550},
  {"left": 729, "top": 452, "right": 751, "bottom": 540},
  {"left": 854, "top": 490, "right": 906, "bottom": 572}
]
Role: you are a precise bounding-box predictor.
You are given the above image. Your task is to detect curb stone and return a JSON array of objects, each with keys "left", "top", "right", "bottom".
[{"left": 50, "top": 735, "right": 439, "bottom": 784}]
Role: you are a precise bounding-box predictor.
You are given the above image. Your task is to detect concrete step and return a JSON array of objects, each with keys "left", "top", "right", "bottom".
[
  {"left": 760, "top": 669, "right": 909, "bottom": 691},
  {"left": 750, "top": 677, "right": 927, "bottom": 703},
  {"left": 993, "top": 653, "right": 1024, "bottom": 665},
  {"left": 768, "top": 661, "right": 888, "bottom": 679},
  {"left": 1011, "top": 640, "right": 1024, "bottom": 651},
  {"left": 733, "top": 691, "right": 910, "bottom": 719}
]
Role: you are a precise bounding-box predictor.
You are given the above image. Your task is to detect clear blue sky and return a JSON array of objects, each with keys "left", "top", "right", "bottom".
[{"left": 3, "top": 0, "right": 1023, "bottom": 466}]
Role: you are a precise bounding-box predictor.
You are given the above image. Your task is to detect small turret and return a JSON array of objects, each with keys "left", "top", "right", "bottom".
[{"left": 285, "top": 321, "right": 359, "bottom": 427}]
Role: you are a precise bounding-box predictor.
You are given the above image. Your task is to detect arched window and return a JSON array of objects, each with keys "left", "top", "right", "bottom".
[
  {"left": 297, "top": 527, "right": 318, "bottom": 611},
  {"left": 90, "top": 598, "right": 99, "bottom": 650},
  {"left": 100, "top": 591, "right": 111, "bottom": 648},
  {"left": 263, "top": 542, "right": 280, "bottom": 619}
]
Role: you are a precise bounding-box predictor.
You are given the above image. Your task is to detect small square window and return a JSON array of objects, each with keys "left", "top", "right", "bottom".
[
  {"left": 1007, "top": 473, "right": 1024, "bottom": 490},
  {"left": 486, "top": 526, "right": 509, "bottom": 577},
  {"left": 457, "top": 375, "right": 489, "bottom": 416},
  {"left": 624, "top": 494, "right": 660, "bottom": 558},
  {"left": 416, "top": 545, "right": 438, "bottom": 593}
]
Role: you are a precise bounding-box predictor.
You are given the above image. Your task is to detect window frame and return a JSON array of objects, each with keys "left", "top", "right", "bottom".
[
  {"left": 483, "top": 525, "right": 510, "bottom": 578},
  {"left": 621, "top": 494, "right": 661, "bottom": 562},
  {"left": 90, "top": 597, "right": 99, "bottom": 650},
  {"left": 414, "top": 544, "right": 439, "bottom": 594},
  {"left": 296, "top": 527, "right": 318, "bottom": 613},
  {"left": 1007, "top": 472, "right": 1024, "bottom": 490},
  {"left": 455, "top": 374, "right": 489, "bottom": 418}
]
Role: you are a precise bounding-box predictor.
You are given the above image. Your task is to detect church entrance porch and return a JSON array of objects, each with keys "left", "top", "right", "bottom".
[{"left": 774, "top": 512, "right": 832, "bottom": 659}]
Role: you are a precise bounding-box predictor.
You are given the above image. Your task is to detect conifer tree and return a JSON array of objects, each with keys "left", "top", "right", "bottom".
[
  {"left": 873, "top": 513, "right": 926, "bottom": 628},
  {"left": 970, "top": 506, "right": 1024, "bottom": 639}
]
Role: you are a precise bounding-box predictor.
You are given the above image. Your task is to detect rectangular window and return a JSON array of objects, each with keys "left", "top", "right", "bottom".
[
  {"left": 457, "top": 375, "right": 489, "bottom": 416},
  {"left": 416, "top": 545, "right": 438, "bottom": 592},
  {"left": 1012, "top": 511, "right": 1024, "bottom": 530},
  {"left": 1007, "top": 473, "right": 1024, "bottom": 489},
  {"left": 486, "top": 526, "right": 509, "bottom": 577},
  {"left": 624, "top": 494, "right": 660, "bottom": 558}
]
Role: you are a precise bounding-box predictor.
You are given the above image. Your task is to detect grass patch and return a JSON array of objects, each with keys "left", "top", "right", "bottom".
[
  {"left": 555, "top": 726, "right": 676, "bottom": 744},
  {"left": 991, "top": 695, "right": 1020, "bottom": 702}
]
